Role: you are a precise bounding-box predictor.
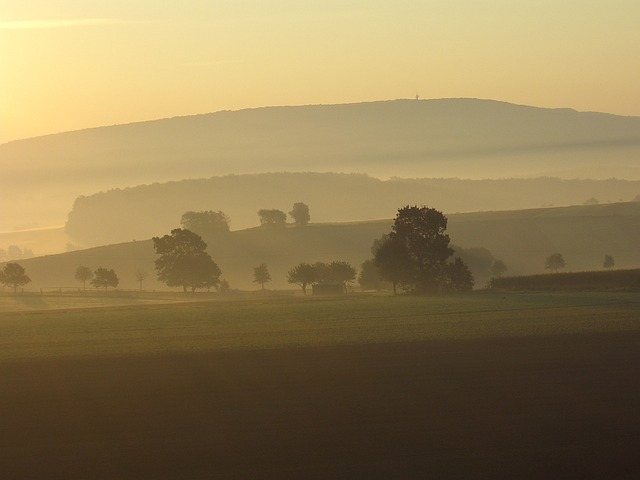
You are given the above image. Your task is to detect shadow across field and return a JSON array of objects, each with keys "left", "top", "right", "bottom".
[
  {"left": 2, "top": 293, "right": 639, "bottom": 478},
  {"left": 2, "top": 332, "right": 639, "bottom": 479}
]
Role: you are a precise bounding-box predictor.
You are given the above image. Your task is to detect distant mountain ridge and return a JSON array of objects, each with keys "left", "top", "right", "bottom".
[{"left": 2, "top": 98, "right": 640, "bottom": 232}]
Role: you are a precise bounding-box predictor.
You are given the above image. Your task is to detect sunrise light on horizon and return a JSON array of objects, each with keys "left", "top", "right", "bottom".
[{"left": 1, "top": 0, "right": 639, "bottom": 144}]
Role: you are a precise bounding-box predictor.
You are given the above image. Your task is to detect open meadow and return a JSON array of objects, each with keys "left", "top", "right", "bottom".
[{"left": 1, "top": 292, "right": 639, "bottom": 479}]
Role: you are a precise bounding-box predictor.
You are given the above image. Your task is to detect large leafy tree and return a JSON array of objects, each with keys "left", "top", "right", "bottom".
[
  {"left": 374, "top": 206, "right": 472, "bottom": 294},
  {"left": 0, "top": 262, "right": 31, "bottom": 293},
  {"left": 289, "top": 202, "right": 310, "bottom": 226},
  {"left": 91, "top": 267, "right": 119, "bottom": 291},
  {"left": 153, "top": 228, "right": 222, "bottom": 292},
  {"left": 373, "top": 234, "right": 413, "bottom": 294},
  {"left": 287, "top": 261, "right": 356, "bottom": 294},
  {"left": 324, "top": 261, "right": 357, "bottom": 292},
  {"left": 287, "top": 262, "right": 317, "bottom": 294},
  {"left": 180, "top": 210, "right": 230, "bottom": 237},
  {"left": 258, "top": 209, "right": 287, "bottom": 227}
]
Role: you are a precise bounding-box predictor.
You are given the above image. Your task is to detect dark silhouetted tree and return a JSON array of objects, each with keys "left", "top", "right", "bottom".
[
  {"left": 444, "top": 258, "right": 474, "bottom": 291},
  {"left": 181, "top": 210, "right": 230, "bottom": 236},
  {"left": 135, "top": 269, "right": 149, "bottom": 292},
  {"left": 74, "top": 265, "right": 93, "bottom": 290},
  {"left": 253, "top": 263, "right": 271, "bottom": 290},
  {"left": 153, "top": 228, "right": 222, "bottom": 292},
  {"left": 289, "top": 202, "right": 310, "bottom": 226},
  {"left": 490, "top": 259, "right": 507, "bottom": 278},
  {"left": 91, "top": 267, "right": 119, "bottom": 291},
  {"left": 0, "top": 262, "right": 31, "bottom": 293},
  {"left": 325, "top": 261, "right": 357, "bottom": 292},
  {"left": 258, "top": 209, "right": 287, "bottom": 227},
  {"left": 373, "top": 234, "right": 413, "bottom": 294},
  {"left": 287, "top": 262, "right": 317, "bottom": 294},
  {"left": 375, "top": 206, "right": 469, "bottom": 294},
  {"left": 603, "top": 254, "right": 615, "bottom": 269},
  {"left": 544, "top": 253, "right": 566, "bottom": 273}
]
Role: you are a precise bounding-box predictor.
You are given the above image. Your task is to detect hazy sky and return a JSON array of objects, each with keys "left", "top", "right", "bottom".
[{"left": 1, "top": 0, "right": 639, "bottom": 144}]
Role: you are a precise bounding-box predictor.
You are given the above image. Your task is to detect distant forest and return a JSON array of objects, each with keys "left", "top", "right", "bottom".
[
  {"left": 5, "top": 98, "right": 640, "bottom": 234},
  {"left": 65, "top": 172, "right": 640, "bottom": 246}
]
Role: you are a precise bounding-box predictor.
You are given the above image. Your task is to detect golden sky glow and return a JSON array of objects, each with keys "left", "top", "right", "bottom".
[{"left": 1, "top": 0, "right": 639, "bottom": 144}]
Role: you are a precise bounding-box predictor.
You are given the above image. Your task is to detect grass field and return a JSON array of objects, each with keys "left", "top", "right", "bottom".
[{"left": 1, "top": 292, "right": 639, "bottom": 478}]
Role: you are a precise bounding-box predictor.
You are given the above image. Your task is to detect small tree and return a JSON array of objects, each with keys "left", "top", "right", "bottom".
[
  {"left": 544, "top": 253, "right": 566, "bottom": 273},
  {"left": 91, "top": 267, "right": 119, "bottom": 291},
  {"left": 135, "top": 269, "right": 149, "bottom": 292},
  {"left": 218, "top": 279, "right": 230, "bottom": 293},
  {"left": 289, "top": 202, "right": 310, "bottom": 226},
  {"left": 181, "top": 210, "right": 230, "bottom": 236},
  {"left": 0, "top": 262, "right": 31, "bottom": 293},
  {"left": 74, "top": 265, "right": 93, "bottom": 290},
  {"left": 373, "top": 234, "right": 413, "bottom": 294},
  {"left": 490, "top": 259, "right": 507, "bottom": 278},
  {"left": 258, "top": 209, "right": 287, "bottom": 227},
  {"left": 325, "top": 261, "right": 357, "bottom": 292},
  {"left": 444, "top": 258, "right": 474, "bottom": 291},
  {"left": 603, "top": 254, "right": 615, "bottom": 269},
  {"left": 253, "top": 263, "right": 271, "bottom": 290},
  {"left": 287, "top": 262, "right": 317, "bottom": 294}
]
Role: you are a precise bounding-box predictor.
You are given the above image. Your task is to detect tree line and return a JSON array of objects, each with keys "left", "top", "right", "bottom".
[
  {"left": 150, "top": 206, "right": 475, "bottom": 294},
  {"left": 180, "top": 202, "right": 311, "bottom": 237},
  {"left": 2, "top": 204, "right": 620, "bottom": 295}
]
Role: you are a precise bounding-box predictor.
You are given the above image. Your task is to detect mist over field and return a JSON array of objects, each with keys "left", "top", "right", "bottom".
[
  {"left": 2, "top": 99, "right": 640, "bottom": 291},
  {"left": 2, "top": 99, "right": 640, "bottom": 233},
  {"left": 4, "top": 1, "right": 640, "bottom": 477}
]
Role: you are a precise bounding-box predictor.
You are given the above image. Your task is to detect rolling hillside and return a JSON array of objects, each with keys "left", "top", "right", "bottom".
[
  {"left": 64, "top": 173, "right": 640, "bottom": 246},
  {"left": 8, "top": 202, "right": 640, "bottom": 292},
  {"left": 2, "top": 98, "right": 640, "bottom": 233}
]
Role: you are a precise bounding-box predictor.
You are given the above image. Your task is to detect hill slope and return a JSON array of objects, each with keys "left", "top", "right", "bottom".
[
  {"left": 10, "top": 202, "right": 640, "bottom": 292},
  {"left": 2, "top": 98, "right": 640, "bottom": 232},
  {"left": 64, "top": 173, "right": 640, "bottom": 246}
]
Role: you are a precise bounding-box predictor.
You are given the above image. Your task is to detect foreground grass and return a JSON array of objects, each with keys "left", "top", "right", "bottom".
[
  {"left": 0, "top": 290, "right": 204, "bottom": 312},
  {"left": 1, "top": 291, "right": 639, "bottom": 360},
  {"left": 2, "top": 292, "right": 639, "bottom": 479}
]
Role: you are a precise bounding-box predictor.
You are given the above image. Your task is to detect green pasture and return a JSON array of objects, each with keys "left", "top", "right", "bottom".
[{"left": 1, "top": 292, "right": 639, "bottom": 361}]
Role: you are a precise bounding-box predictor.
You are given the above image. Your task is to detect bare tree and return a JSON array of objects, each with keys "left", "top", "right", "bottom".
[
  {"left": 135, "top": 269, "right": 149, "bottom": 292},
  {"left": 74, "top": 265, "right": 93, "bottom": 290}
]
